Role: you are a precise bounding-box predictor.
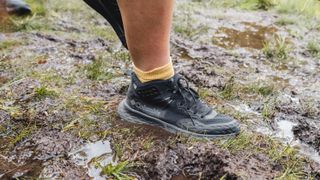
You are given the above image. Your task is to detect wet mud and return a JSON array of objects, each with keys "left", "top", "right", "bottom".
[
  {"left": 132, "top": 142, "right": 281, "bottom": 179},
  {"left": 1, "top": 0, "right": 320, "bottom": 179},
  {"left": 293, "top": 121, "right": 320, "bottom": 153},
  {"left": 213, "top": 22, "right": 277, "bottom": 49}
]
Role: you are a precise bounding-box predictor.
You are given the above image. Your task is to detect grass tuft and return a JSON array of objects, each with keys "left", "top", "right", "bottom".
[
  {"left": 0, "top": 40, "right": 20, "bottom": 50},
  {"left": 25, "top": 0, "right": 47, "bottom": 16},
  {"left": 307, "top": 40, "right": 320, "bottom": 58},
  {"left": 220, "top": 77, "right": 236, "bottom": 100},
  {"left": 276, "top": 0, "right": 320, "bottom": 19},
  {"left": 275, "top": 16, "right": 295, "bottom": 26},
  {"left": 96, "top": 161, "right": 132, "bottom": 180},
  {"left": 244, "top": 83, "right": 275, "bottom": 97},
  {"left": 263, "top": 35, "right": 291, "bottom": 60},
  {"left": 85, "top": 56, "right": 114, "bottom": 81},
  {"left": 241, "top": 0, "right": 276, "bottom": 10},
  {"left": 34, "top": 86, "right": 57, "bottom": 100}
]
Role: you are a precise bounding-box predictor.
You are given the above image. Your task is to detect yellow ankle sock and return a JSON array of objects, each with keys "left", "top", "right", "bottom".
[{"left": 133, "top": 59, "right": 174, "bottom": 83}]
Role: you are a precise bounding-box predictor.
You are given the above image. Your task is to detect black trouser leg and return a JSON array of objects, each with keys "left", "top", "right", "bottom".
[{"left": 83, "top": 0, "right": 127, "bottom": 49}]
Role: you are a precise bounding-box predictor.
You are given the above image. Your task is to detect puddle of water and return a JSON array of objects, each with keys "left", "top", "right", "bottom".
[
  {"left": 258, "top": 120, "right": 320, "bottom": 164},
  {"left": 70, "top": 140, "right": 115, "bottom": 180},
  {"left": 213, "top": 22, "right": 277, "bottom": 49},
  {"left": 276, "top": 120, "right": 320, "bottom": 164},
  {"left": 275, "top": 120, "right": 297, "bottom": 142}
]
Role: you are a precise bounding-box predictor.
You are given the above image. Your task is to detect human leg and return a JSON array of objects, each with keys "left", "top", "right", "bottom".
[{"left": 85, "top": 0, "right": 240, "bottom": 137}]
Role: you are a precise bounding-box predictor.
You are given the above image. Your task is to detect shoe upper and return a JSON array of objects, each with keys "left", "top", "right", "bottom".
[
  {"left": 126, "top": 73, "right": 240, "bottom": 135},
  {"left": 6, "top": 0, "right": 31, "bottom": 16}
]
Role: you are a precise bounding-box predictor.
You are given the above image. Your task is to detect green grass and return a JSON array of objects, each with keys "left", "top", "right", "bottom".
[
  {"left": 1, "top": 14, "right": 51, "bottom": 32},
  {"left": 89, "top": 26, "right": 118, "bottom": 42},
  {"left": 34, "top": 86, "right": 57, "bottom": 100},
  {"left": 7, "top": 125, "right": 36, "bottom": 149},
  {"left": 307, "top": 40, "right": 320, "bottom": 58},
  {"left": 276, "top": 0, "right": 320, "bottom": 19},
  {"left": 198, "top": 88, "right": 214, "bottom": 99},
  {"left": 85, "top": 56, "right": 114, "bottom": 81},
  {"left": 111, "top": 51, "right": 131, "bottom": 63},
  {"left": 0, "top": 40, "right": 20, "bottom": 50},
  {"left": 219, "top": 77, "right": 236, "bottom": 100},
  {"left": 25, "top": 0, "right": 47, "bottom": 16},
  {"left": 96, "top": 161, "right": 132, "bottom": 180},
  {"left": 261, "top": 97, "right": 277, "bottom": 121},
  {"left": 207, "top": 0, "right": 243, "bottom": 8},
  {"left": 173, "top": 2, "right": 210, "bottom": 39},
  {"left": 263, "top": 35, "right": 291, "bottom": 60},
  {"left": 244, "top": 83, "right": 275, "bottom": 97},
  {"left": 275, "top": 16, "right": 296, "bottom": 26},
  {"left": 219, "top": 132, "right": 306, "bottom": 179},
  {"left": 241, "top": 0, "right": 276, "bottom": 10},
  {"left": 1, "top": 0, "right": 50, "bottom": 32},
  {"left": 209, "top": 0, "right": 320, "bottom": 20}
]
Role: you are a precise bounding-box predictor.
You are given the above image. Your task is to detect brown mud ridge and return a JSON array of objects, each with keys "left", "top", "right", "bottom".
[
  {"left": 111, "top": 121, "right": 320, "bottom": 179},
  {"left": 130, "top": 140, "right": 278, "bottom": 179}
]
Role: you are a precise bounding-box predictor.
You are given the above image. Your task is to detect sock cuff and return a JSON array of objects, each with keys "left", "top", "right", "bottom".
[{"left": 133, "top": 58, "right": 174, "bottom": 83}]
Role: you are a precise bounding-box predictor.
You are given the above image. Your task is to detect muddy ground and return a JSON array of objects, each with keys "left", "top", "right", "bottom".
[{"left": 1, "top": 0, "right": 320, "bottom": 179}]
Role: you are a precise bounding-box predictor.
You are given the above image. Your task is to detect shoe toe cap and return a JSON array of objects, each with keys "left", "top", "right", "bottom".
[{"left": 201, "top": 113, "right": 241, "bottom": 135}]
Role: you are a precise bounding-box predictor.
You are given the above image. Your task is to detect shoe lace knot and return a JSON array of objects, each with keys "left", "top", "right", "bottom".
[{"left": 173, "top": 76, "right": 210, "bottom": 126}]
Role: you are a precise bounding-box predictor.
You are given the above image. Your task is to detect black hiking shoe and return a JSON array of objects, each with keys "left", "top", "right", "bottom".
[{"left": 118, "top": 73, "right": 240, "bottom": 138}]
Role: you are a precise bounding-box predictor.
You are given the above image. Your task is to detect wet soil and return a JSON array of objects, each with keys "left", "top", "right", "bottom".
[
  {"left": 213, "top": 22, "right": 277, "bottom": 49},
  {"left": 293, "top": 121, "right": 320, "bottom": 153},
  {"left": 1, "top": 0, "right": 320, "bottom": 179}
]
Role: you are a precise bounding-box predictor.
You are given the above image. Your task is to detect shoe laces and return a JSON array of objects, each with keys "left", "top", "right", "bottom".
[{"left": 174, "top": 77, "right": 209, "bottom": 126}]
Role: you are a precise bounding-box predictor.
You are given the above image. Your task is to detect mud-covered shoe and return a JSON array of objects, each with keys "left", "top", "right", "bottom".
[
  {"left": 6, "top": 0, "right": 31, "bottom": 16},
  {"left": 118, "top": 73, "right": 240, "bottom": 138}
]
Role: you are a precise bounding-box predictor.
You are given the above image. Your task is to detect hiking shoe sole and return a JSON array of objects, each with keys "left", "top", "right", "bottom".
[{"left": 117, "top": 99, "right": 240, "bottom": 139}]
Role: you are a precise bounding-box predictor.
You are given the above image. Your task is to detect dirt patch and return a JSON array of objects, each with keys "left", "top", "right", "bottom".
[
  {"left": 128, "top": 141, "right": 282, "bottom": 179},
  {"left": 213, "top": 22, "right": 277, "bottom": 49},
  {"left": 0, "top": 75, "right": 8, "bottom": 85},
  {"left": 8, "top": 129, "right": 84, "bottom": 161},
  {"left": 40, "top": 159, "right": 90, "bottom": 179},
  {"left": 293, "top": 121, "right": 320, "bottom": 154}
]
